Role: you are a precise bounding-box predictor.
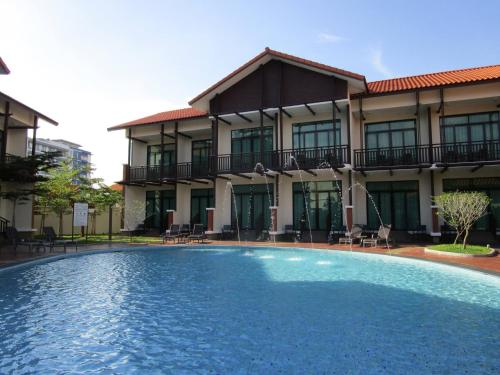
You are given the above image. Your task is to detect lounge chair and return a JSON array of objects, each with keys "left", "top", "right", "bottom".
[
  {"left": 187, "top": 224, "right": 207, "bottom": 243},
  {"left": 5, "top": 227, "right": 46, "bottom": 254},
  {"left": 221, "top": 225, "right": 235, "bottom": 240},
  {"left": 43, "top": 226, "right": 78, "bottom": 253},
  {"left": 338, "top": 225, "right": 364, "bottom": 245},
  {"left": 163, "top": 224, "right": 181, "bottom": 243},
  {"left": 362, "top": 224, "right": 392, "bottom": 247}
]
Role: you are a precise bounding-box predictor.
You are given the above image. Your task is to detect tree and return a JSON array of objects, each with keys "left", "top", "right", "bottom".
[
  {"left": 434, "top": 191, "right": 491, "bottom": 249},
  {"left": 0, "top": 189, "right": 32, "bottom": 227},
  {"left": 35, "top": 161, "right": 82, "bottom": 235},
  {"left": 84, "top": 183, "right": 123, "bottom": 235}
]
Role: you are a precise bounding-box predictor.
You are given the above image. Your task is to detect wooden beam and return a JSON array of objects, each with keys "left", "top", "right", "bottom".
[
  {"left": 263, "top": 173, "right": 275, "bottom": 179},
  {"left": 436, "top": 88, "right": 444, "bottom": 114},
  {"left": 175, "top": 180, "right": 191, "bottom": 185},
  {"left": 389, "top": 170, "right": 393, "bottom": 176},
  {"left": 281, "top": 108, "right": 292, "bottom": 118},
  {"left": 162, "top": 132, "right": 175, "bottom": 140},
  {"left": 333, "top": 168, "right": 343, "bottom": 175},
  {"left": 131, "top": 137, "right": 147, "bottom": 144},
  {"left": 234, "top": 173, "right": 253, "bottom": 180},
  {"left": 280, "top": 170, "right": 293, "bottom": 178},
  {"left": 418, "top": 167, "right": 422, "bottom": 174},
  {"left": 1, "top": 101, "right": 9, "bottom": 162},
  {"left": 217, "top": 116, "right": 231, "bottom": 125},
  {"left": 31, "top": 116, "right": 38, "bottom": 157},
  {"left": 334, "top": 102, "right": 341, "bottom": 113},
  {"left": 304, "top": 103, "right": 315, "bottom": 116},
  {"left": 261, "top": 110, "right": 274, "bottom": 121},
  {"left": 303, "top": 169, "right": 317, "bottom": 176},
  {"left": 471, "top": 164, "right": 484, "bottom": 173},
  {"left": 190, "top": 179, "right": 210, "bottom": 184},
  {"left": 235, "top": 112, "right": 252, "bottom": 123},
  {"left": 440, "top": 166, "right": 448, "bottom": 174},
  {"left": 177, "top": 131, "right": 192, "bottom": 139},
  {"left": 216, "top": 175, "right": 231, "bottom": 181}
]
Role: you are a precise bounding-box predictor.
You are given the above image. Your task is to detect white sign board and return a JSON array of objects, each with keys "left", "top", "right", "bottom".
[{"left": 73, "top": 203, "right": 89, "bottom": 227}]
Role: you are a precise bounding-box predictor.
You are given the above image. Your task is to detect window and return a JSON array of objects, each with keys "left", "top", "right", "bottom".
[
  {"left": 231, "top": 127, "right": 273, "bottom": 169},
  {"left": 293, "top": 181, "right": 342, "bottom": 231},
  {"left": 231, "top": 184, "right": 273, "bottom": 231},
  {"left": 293, "top": 120, "right": 341, "bottom": 149},
  {"left": 192, "top": 140, "right": 212, "bottom": 176},
  {"left": 443, "top": 178, "right": 500, "bottom": 232},
  {"left": 366, "top": 181, "right": 420, "bottom": 230},
  {"left": 0, "top": 129, "right": 3, "bottom": 157},
  {"left": 145, "top": 190, "right": 175, "bottom": 230},
  {"left": 441, "top": 111, "right": 500, "bottom": 144},
  {"left": 365, "top": 120, "right": 416, "bottom": 149},
  {"left": 147, "top": 144, "right": 176, "bottom": 167},
  {"left": 191, "top": 189, "right": 214, "bottom": 229}
]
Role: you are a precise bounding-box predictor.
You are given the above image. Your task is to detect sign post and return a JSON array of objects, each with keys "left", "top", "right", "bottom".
[{"left": 73, "top": 203, "right": 89, "bottom": 242}]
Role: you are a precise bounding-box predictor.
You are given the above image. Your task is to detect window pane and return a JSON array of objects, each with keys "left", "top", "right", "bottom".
[
  {"left": 378, "top": 134, "right": 390, "bottom": 148},
  {"left": 366, "top": 133, "right": 378, "bottom": 149},
  {"left": 393, "top": 192, "right": 406, "bottom": 230},
  {"left": 391, "top": 132, "right": 403, "bottom": 147},
  {"left": 406, "top": 192, "right": 419, "bottom": 230},
  {"left": 403, "top": 130, "right": 416, "bottom": 146},
  {"left": 455, "top": 126, "right": 468, "bottom": 143},
  {"left": 469, "top": 113, "right": 490, "bottom": 123},
  {"left": 443, "top": 116, "right": 467, "bottom": 126},
  {"left": 470, "top": 124, "right": 484, "bottom": 142},
  {"left": 366, "top": 123, "right": 389, "bottom": 132}
]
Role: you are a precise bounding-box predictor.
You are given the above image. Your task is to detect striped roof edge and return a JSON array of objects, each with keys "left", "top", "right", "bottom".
[
  {"left": 188, "top": 47, "right": 366, "bottom": 105},
  {"left": 0, "top": 57, "right": 10, "bottom": 74},
  {"left": 367, "top": 64, "right": 500, "bottom": 95},
  {"left": 108, "top": 107, "right": 207, "bottom": 131}
]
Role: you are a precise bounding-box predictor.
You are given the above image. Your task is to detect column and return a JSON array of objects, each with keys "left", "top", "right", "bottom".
[
  {"left": 345, "top": 205, "right": 353, "bottom": 233},
  {"left": 430, "top": 205, "right": 441, "bottom": 243},
  {"left": 206, "top": 207, "right": 215, "bottom": 233},
  {"left": 166, "top": 209, "right": 175, "bottom": 229}
]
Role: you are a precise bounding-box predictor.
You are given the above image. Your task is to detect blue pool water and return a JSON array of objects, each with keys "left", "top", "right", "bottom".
[{"left": 0, "top": 246, "right": 499, "bottom": 374}]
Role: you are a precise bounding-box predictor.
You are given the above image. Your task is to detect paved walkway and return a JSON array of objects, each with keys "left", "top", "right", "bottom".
[{"left": 1, "top": 241, "right": 499, "bottom": 275}]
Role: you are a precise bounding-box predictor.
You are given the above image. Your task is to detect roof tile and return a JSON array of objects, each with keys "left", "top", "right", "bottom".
[{"left": 109, "top": 107, "right": 207, "bottom": 130}]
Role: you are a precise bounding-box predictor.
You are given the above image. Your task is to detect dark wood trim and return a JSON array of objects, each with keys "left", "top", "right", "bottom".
[
  {"left": 259, "top": 110, "right": 264, "bottom": 163},
  {"left": 262, "top": 110, "right": 274, "bottom": 121},
  {"left": 216, "top": 175, "right": 231, "bottom": 181},
  {"left": 274, "top": 113, "right": 278, "bottom": 154},
  {"left": 359, "top": 97, "right": 364, "bottom": 149},
  {"left": 127, "top": 128, "right": 132, "bottom": 167},
  {"left": 303, "top": 169, "right": 317, "bottom": 176},
  {"left": 217, "top": 116, "right": 232, "bottom": 125},
  {"left": 281, "top": 108, "right": 292, "bottom": 118},
  {"left": 430, "top": 169, "right": 435, "bottom": 196},
  {"left": 471, "top": 164, "right": 484, "bottom": 173},
  {"left": 440, "top": 166, "right": 448, "bottom": 174},
  {"left": 263, "top": 173, "right": 275, "bottom": 179},
  {"left": 304, "top": 103, "right": 316, "bottom": 116},
  {"left": 280, "top": 170, "right": 293, "bottom": 178},
  {"left": 2, "top": 101, "right": 9, "bottom": 161},
  {"left": 235, "top": 112, "right": 252, "bottom": 123},
  {"left": 190, "top": 179, "right": 210, "bottom": 184},
  {"left": 436, "top": 88, "right": 444, "bottom": 114},
  {"left": 348, "top": 170, "right": 352, "bottom": 205},
  {"left": 332, "top": 100, "right": 336, "bottom": 150},
  {"left": 131, "top": 137, "right": 147, "bottom": 144},
  {"left": 346, "top": 103, "right": 351, "bottom": 164},
  {"left": 415, "top": 91, "right": 421, "bottom": 145},
  {"left": 175, "top": 180, "right": 191, "bottom": 185},
  {"left": 279, "top": 107, "right": 284, "bottom": 165},
  {"left": 162, "top": 132, "right": 176, "bottom": 140},
  {"left": 234, "top": 173, "right": 253, "bottom": 180},
  {"left": 427, "top": 106, "right": 433, "bottom": 163},
  {"left": 177, "top": 131, "right": 192, "bottom": 139},
  {"left": 31, "top": 116, "right": 38, "bottom": 157},
  {"left": 160, "top": 123, "right": 165, "bottom": 181}
]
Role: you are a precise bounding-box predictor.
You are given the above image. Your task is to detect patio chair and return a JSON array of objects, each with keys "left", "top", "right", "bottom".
[
  {"left": 187, "top": 224, "right": 207, "bottom": 244},
  {"left": 5, "top": 227, "right": 46, "bottom": 254},
  {"left": 162, "top": 224, "right": 181, "bottom": 243},
  {"left": 338, "top": 225, "right": 364, "bottom": 245},
  {"left": 43, "top": 226, "right": 78, "bottom": 253},
  {"left": 362, "top": 224, "right": 392, "bottom": 247},
  {"left": 221, "top": 225, "right": 235, "bottom": 240}
]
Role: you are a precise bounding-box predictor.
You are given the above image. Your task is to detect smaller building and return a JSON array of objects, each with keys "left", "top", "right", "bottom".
[{"left": 27, "top": 138, "right": 92, "bottom": 179}]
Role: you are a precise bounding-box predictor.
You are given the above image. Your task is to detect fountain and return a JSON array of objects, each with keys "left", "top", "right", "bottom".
[{"left": 254, "top": 162, "right": 276, "bottom": 246}]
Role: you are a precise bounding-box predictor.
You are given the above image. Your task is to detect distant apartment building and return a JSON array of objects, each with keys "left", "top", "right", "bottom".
[
  {"left": 27, "top": 138, "right": 92, "bottom": 178},
  {"left": 1, "top": 57, "right": 58, "bottom": 233}
]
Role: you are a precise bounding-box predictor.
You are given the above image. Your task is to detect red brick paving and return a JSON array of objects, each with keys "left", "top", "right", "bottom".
[{"left": 1, "top": 241, "right": 499, "bottom": 275}]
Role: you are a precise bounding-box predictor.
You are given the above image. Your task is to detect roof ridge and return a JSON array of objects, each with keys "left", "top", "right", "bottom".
[{"left": 369, "top": 63, "right": 500, "bottom": 84}]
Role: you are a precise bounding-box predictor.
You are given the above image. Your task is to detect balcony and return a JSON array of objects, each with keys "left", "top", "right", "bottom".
[
  {"left": 432, "top": 141, "right": 500, "bottom": 165},
  {"left": 354, "top": 140, "right": 500, "bottom": 170},
  {"left": 123, "top": 162, "right": 213, "bottom": 184},
  {"left": 354, "top": 145, "right": 432, "bottom": 170}
]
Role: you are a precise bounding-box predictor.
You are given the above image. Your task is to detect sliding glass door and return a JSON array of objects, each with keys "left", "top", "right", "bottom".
[{"left": 231, "top": 184, "right": 273, "bottom": 232}]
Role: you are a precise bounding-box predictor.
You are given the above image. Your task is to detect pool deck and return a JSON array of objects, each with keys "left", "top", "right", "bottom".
[{"left": 1, "top": 241, "right": 499, "bottom": 275}]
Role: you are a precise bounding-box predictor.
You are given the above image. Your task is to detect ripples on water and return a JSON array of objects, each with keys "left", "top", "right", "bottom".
[{"left": 0, "top": 247, "right": 499, "bottom": 374}]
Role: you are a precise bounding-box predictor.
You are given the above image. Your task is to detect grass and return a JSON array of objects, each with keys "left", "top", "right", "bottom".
[
  {"left": 58, "top": 234, "right": 163, "bottom": 244},
  {"left": 428, "top": 244, "right": 493, "bottom": 255}
]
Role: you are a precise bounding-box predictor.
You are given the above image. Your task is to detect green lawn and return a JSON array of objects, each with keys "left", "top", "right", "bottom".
[
  {"left": 428, "top": 244, "right": 493, "bottom": 255},
  {"left": 59, "top": 234, "right": 163, "bottom": 244}
]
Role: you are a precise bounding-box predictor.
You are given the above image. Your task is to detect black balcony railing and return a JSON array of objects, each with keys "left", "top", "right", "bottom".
[
  {"left": 281, "top": 145, "right": 348, "bottom": 170},
  {"left": 432, "top": 141, "right": 500, "bottom": 164},
  {"left": 354, "top": 145, "right": 431, "bottom": 169}
]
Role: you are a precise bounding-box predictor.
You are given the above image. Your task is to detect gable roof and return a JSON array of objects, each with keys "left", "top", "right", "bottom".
[
  {"left": 0, "top": 57, "right": 10, "bottom": 74},
  {"left": 367, "top": 64, "right": 500, "bottom": 94},
  {"left": 189, "top": 47, "right": 366, "bottom": 106},
  {"left": 108, "top": 107, "right": 207, "bottom": 131}
]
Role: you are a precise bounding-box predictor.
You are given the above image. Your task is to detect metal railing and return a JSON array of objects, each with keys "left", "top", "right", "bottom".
[
  {"left": 354, "top": 145, "right": 432, "bottom": 169},
  {"left": 432, "top": 140, "right": 500, "bottom": 164},
  {"left": 0, "top": 216, "right": 9, "bottom": 234},
  {"left": 280, "top": 145, "right": 348, "bottom": 170}
]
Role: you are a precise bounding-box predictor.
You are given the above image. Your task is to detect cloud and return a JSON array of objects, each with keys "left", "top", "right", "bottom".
[
  {"left": 317, "top": 32, "right": 346, "bottom": 44},
  {"left": 370, "top": 47, "right": 394, "bottom": 78}
]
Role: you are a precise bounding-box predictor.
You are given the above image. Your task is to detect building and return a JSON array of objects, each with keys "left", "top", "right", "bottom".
[
  {"left": 27, "top": 138, "right": 92, "bottom": 179},
  {"left": 1, "top": 57, "right": 58, "bottom": 233},
  {"left": 108, "top": 48, "right": 500, "bottom": 242}
]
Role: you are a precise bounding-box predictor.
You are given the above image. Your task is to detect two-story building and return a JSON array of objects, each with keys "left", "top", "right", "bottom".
[
  {"left": 109, "top": 48, "right": 500, "bottom": 242},
  {"left": 1, "top": 58, "right": 58, "bottom": 234}
]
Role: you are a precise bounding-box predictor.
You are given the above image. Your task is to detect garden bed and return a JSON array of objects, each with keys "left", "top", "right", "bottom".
[{"left": 425, "top": 244, "right": 497, "bottom": 258}]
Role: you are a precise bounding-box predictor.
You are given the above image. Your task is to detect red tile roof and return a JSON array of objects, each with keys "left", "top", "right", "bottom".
[
  {"left": 367, "top": 64, "right": 500, "bottom": 94},
  {"left": 0, "top": 57, "right": 10, "bottom": 74},
  {"left": 108, "top": 107, "right": 207, "bottom": 130},
  {"left": 189, "top": 47, "right": 366, "bottom": 105}
]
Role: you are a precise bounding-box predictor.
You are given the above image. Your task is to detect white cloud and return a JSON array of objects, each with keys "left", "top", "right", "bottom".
[
  {"left": 317, "top": 32, "right": 346, "bottom": 44},
  {"left": 370, "top": 47, "right": 394, "bottom": 78}
]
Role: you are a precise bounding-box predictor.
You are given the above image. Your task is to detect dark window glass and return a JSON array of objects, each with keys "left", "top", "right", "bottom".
[
  {"left": 365, "top": 181, "right": 419, "bottom": 230},
  {"left": 440, "top": 111, "right": 500, "bottom": 144},
  {"left": 147, "top": 144, "right": 175, "bottom": 166},
  {"left": 190, "top": 189, "right": 214, "bottom": 229},
  {"left": 145, "top": 190, "right": 176, "bottom": 230},
  {"left": 231, "top": 184, "right": 273, "bottom": 231},
  {"left": 364, "top": 119, "right": 416, "bottom": 150},
  {"left": 292, "top": 120, "right": 341, "bottom": 150},
  {"left": 0, "top": 130, "right": 3, "bottom": 156},
  {"left": 292, "top": 181, "right": 342, "bottom": 231}
]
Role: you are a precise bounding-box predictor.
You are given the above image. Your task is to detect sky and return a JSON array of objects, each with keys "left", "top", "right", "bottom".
[{"left": 1, "top": 0, "right": 499, "bottom": 183}]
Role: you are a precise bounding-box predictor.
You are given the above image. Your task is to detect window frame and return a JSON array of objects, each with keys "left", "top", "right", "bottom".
[
  {"left": 292, "top": 119, "right": 341, "bottom": 150},
  {"left": 440, "top": 111, "right": 500, "bottom": 145},
  {"left": 364, "top": 119, "right": 417, "bottom": 150}
]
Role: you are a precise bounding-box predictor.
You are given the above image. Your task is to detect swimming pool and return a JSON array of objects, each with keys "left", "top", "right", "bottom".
[{"left": 0, "top": 246, "right": 498, "bottom": 374}]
